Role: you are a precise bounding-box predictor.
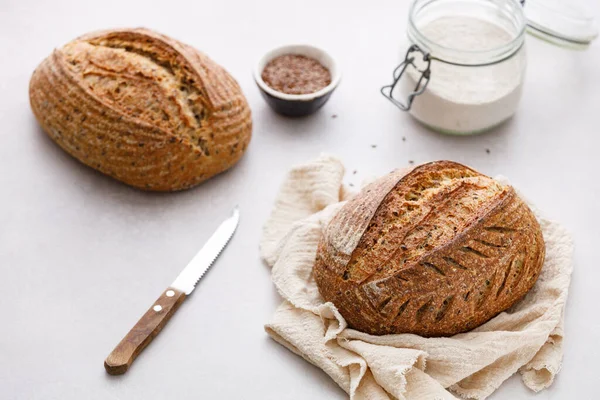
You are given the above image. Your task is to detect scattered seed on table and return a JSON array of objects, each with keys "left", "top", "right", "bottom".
[
  {"left": 349, "top": 183, "right": 354, "bottom": 187},
  {"left": 371, "top": 144, "right": 377, "bottom": 148},
  {"left": 408, "top": 160, "right": 414, "bottom": 164},
  {"left": 353, "top": 170, "right": 357, "bottom": 175},
  {"left": 332, "top": 114, "right": 338, "bottom": 119},
  {"left": 486, "top": 148, "right": 491, "bottom": 154},
  {"left": 402, "top": 136, "right": 406, "bottom": 142}
]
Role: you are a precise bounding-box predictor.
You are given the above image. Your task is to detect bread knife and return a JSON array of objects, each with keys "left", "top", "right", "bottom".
[{"left": 104, "top": 206, "right": 240, "bottom": 375}]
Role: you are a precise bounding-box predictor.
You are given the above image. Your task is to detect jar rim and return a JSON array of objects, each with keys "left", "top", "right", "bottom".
[{"left": 408, "top": 0, "right": 527, "bottom": 65}]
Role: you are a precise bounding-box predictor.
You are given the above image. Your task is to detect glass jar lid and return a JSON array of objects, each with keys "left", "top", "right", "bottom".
[{"left": 525, "top": 0, "right": 598, "bottom": 47}]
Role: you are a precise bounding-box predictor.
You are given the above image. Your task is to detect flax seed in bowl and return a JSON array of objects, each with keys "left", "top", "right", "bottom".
[
  {"left": 254, "top": 45, "right": 341, "bottom": 117},
  {"left": 261, "top": 54, "right": 332, "bottom": 95}
]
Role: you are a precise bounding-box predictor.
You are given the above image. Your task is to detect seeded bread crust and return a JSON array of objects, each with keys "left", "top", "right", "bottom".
[
  {"left": 314, "top": 161, "right": 545, "bottom": 337},
  {"left": 29, "top": 28, "right": 252, "bottom": 191}
]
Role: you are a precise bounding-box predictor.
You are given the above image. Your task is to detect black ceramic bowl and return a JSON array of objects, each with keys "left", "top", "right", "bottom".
[{"left": 254, "top": 44, "right": 341, "bottom": 117}]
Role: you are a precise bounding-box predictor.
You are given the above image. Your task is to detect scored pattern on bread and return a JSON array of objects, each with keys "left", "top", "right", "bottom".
[
  {"left": 314, "top": 161, "right": 545, "bottom": 337},
  {"left": 29, "top": 28, "right": 252, "bottom": 191}
]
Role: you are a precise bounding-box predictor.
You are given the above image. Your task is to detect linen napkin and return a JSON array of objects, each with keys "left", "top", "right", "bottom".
[{"left": 260, "top": 155, "right": 573, "bottom": 400}]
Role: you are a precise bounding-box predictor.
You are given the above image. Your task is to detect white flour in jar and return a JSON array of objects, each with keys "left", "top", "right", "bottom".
[{"left": 401, "top": 16, "right": 525, "bottom": 134}]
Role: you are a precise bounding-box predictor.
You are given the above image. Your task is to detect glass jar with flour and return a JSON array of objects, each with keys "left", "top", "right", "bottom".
[{"left": 382, "top": 0, "right": 598, "bottom": 135}]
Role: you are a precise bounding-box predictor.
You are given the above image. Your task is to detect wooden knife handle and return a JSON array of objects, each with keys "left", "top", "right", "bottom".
[{"left": 104, "top": 287, "right": 186, "bottom": 375}]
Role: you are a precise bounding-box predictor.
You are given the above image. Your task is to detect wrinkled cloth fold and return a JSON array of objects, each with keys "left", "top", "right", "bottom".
[{"left": 260, "top": 155, "right": 573, "bottom": 400}]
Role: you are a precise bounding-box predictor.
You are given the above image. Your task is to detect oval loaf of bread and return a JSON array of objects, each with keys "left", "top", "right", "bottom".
[
  {"left": 314, "top": 161, "right": 545, "bottom": 337},
  {"left": 29, "top": 28, "right": 252, "bottom": 191}
]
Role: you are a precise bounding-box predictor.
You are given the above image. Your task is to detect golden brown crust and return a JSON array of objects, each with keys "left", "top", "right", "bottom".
[
  {"left": 29, "top": 28, "right": 252, "bottom": 191},
  {"left": 314, "top": 161, "right": 545, "bottom": 337}
]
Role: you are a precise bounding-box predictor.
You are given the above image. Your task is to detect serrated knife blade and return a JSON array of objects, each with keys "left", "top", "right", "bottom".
[
  {"left": 171, "top": 205, "right": 239, "bottom": 294},
  {"left": 104, "top": 206, "right": 240, "bottom": 375}
]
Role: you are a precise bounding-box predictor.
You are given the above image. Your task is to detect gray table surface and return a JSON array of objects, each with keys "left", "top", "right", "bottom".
[{"left": 1, "top": 0, "right": 599, "bottom": 398}]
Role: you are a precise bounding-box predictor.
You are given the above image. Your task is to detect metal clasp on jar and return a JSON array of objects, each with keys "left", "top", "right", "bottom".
[{"left": 380, "top": 44, "right": 432, "bottom": 112}]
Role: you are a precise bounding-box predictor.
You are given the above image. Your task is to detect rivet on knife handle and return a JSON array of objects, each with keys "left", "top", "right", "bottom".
[{"left": 104, "top": 288, "right": 186, "bottom": 375}]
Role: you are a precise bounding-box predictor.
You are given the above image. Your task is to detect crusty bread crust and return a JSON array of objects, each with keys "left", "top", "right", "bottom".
[
  {"left": 314, "top": 161, "right": 545, "bottom": 337},
  {"left": 29, "top": 28, "right": 252, "bottom": 191}
]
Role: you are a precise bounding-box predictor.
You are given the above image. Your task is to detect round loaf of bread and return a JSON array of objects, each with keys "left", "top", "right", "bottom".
[
  {"left": 29, "top": 28, "right": 252, "bottom": 191},
  {"left": 314, "top": 161, "right": 545, "bottom": 337}
]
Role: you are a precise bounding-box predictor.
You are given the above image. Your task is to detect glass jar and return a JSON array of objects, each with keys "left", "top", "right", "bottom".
[{"left": 382, "top": 0, "right": 597, "bottom": 135}]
